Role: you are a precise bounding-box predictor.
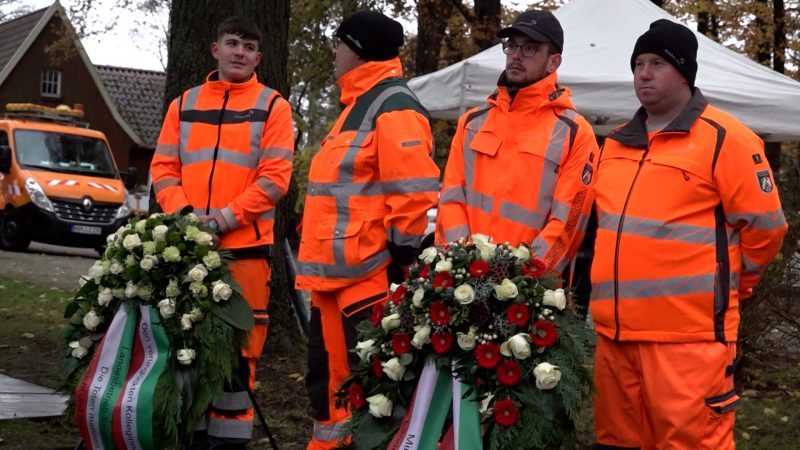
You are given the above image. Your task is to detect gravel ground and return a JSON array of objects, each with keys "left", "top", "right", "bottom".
[{"left": 0, "top": 243, "right": 98, "bottom": 291}]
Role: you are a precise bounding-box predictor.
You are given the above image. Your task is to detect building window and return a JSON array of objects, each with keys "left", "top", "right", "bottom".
[{"left": 41, "top": 69, "right": 61, "bottom": 98}]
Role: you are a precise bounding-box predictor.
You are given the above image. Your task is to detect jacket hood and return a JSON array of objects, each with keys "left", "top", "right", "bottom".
[
  {"left": 489, "top": 71, "right": 576, "bottom": 114},
  {"left": 337, "top": 58, "right": 404, "bottom": 105}
]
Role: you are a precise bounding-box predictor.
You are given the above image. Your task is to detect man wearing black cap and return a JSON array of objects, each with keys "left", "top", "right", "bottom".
[
  {"left": 295, "top": 10, "right": 439, "bottom": 450},
  {"left": 436, "top": 10, "right": 598, "bottom": 278},
  {"left": 590, "top": 19, "right": 787, "bottom": 449}
]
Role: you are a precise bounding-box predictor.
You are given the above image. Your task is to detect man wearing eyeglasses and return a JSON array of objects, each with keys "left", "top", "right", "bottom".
[{"left": 436, "top": 9, "right": 598, "bottom": 277}]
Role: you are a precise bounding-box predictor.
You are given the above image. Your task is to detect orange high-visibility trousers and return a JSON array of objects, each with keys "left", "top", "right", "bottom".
[
  {"left": 196, "top": 258, "right": 271, "bottom": 446},
  {"left": 306, "top": 269, "right": 389, "bottom": 450},
  {"left": 594, "top": 335, "right": 738, "bottom": 450}
]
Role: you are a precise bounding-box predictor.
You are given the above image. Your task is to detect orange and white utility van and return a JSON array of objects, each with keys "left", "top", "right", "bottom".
[{"left": 0, "top": 103, "right": 134, "bottom": 252}]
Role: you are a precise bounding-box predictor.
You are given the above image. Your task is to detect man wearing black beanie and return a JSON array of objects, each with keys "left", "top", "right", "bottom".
[
  {"left": 590, "top": 18, "right": 787, "bottom": 450},
  {"left": 296, "top": 10, "right": 440, "bottom": 450}
]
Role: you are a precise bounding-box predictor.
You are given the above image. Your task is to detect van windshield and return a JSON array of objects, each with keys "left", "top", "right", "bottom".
[{"left": 12, "top": 129, "right": 118, "bottom": 178}]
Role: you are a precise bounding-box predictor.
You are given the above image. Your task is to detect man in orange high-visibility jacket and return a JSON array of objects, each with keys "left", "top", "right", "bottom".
[
  {"left": 150, "top": 16, "right": 294, "bottom": 449},
  {"left": 435, "top": 9, "right": 598, "bottom": 274},
  {"left": 295, "top": 11, "right": 439, "bottom": 450},
  {"left": 591, "top": 20, "right": 787, "bottom": 450}
]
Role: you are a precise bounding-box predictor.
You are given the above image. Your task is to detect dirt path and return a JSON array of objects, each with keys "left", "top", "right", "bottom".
[{"left": 0, "top": 243, "right": 98, "bottom": 292}]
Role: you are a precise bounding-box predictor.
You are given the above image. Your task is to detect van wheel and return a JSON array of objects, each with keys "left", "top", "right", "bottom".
[{"left": 1, "top": 211, "right": 31, "bottom": 251}]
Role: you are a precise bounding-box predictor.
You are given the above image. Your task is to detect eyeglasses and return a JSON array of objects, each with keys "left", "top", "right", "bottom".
[{"left": 502, "top": 41, "right": 539, "bottom": 57}]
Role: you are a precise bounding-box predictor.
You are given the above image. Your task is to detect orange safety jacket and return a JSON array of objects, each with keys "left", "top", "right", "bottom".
[
  {"left": 435, "top": 71, "right": 598, "bottom": 272},
  {"left": 150, "top": 71, "right": 294, "bottom": 251},
  {"left": 295, "top": 58, "right": 440, "bottom": 293},
  {"left": 590, "top": 89, "right": 787, "bottom": 343}
]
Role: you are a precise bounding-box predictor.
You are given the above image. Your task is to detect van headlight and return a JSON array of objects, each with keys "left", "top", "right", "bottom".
[
  {"left": 25, "top": 177, "right": 54, "bottom": 212},
  {"left": 116, "top": 195, "right": 132, "bottom": 219}
]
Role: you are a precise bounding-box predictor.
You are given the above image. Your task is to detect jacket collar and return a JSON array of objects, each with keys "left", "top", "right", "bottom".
[
  {"left": 205, "top": 70, "right": 260, "bottom": 93},
  {"left": 337, "top": 58, "right": 404, "bottom": 105},
  {"left": 489, "top": 71, "right": 573, "bottom": 114},
  {"left": 608, "top": 88, "right": 710, "bottom": 149}
]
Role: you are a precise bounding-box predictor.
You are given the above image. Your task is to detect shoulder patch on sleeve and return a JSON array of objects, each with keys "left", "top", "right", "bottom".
[{"left": 757, "top": 170, "right": 774, "bottom": 193}]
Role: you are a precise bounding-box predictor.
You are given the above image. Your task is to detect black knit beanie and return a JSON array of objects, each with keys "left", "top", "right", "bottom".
[
  {"left": 336, "top": 11, "right": 404, "bottom": 61},
  {"left": 630, "top": 19, "right": 698, "bottom": 87}
]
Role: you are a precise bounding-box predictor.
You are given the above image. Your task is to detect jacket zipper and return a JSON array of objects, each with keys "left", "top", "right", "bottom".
[
  {"left": 206, "top": 89, "right": 230, "bottom": 214},
  {"left": 612, "top": 143, "right": 650, "bottom": 341}
]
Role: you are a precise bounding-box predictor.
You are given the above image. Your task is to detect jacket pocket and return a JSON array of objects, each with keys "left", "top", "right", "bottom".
[{"left": 470, "top": 130, "right": 501, "bottom": 157}]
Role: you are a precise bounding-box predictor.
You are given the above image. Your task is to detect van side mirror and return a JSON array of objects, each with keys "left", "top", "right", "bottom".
[
  {"left": 0, "top": 145, "right": 10, "bottom": 173},
  {"left": 124, "top": 166, "right": 138, "bottom": 190}
]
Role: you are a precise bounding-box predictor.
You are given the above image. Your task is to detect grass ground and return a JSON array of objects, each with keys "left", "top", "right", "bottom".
[{"left": 0, "top": 276, "right": 797, "bottom": 449}]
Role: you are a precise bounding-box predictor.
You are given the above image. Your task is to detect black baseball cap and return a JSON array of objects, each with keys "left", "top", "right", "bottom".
[{"left": 498, "top": 10, "right": 564, "bottom": 53}]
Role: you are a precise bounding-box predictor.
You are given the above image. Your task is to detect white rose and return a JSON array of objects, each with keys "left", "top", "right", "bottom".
[
  {"left": 177, "top": 348, "right": 196, "bottom": 365},
  {"left": 411, "top": 324, "right": 431, "bottom": 348},
  {"left": 87, "top": 261, "right": 105, "bottom": 279},
  {"left": 124, "top": 281, "right": 138, "bottom": 298},
  {"left": 149, "top": 212, "right": 166, "bottom": 220},
  {"left": 513, "top": 245, "right": 531, "bottom": 261},
  {"left": 83, "top": 310, "right": 102, "bottom": 331},
  {"left": 109, "top": 260, "right": 124, "bottom": 275},
  {"left": 381, "top": 357, "right": 407, "bottom": 381},
  {"left": 196, "top": 231, "right": 214, "bottom": 246},
  {"left": 152, "top": 225, "right": 169, "bottom": 242},
  {"left": 434, "top": 259, "right": 452, "bottom": 273},
  {"left": 139, "top": 256, "right": 157, "bottom": 271},
  {"left": 381, "top": 313, "right": 401, "bottom": 331},
  {"left": 187, "top": 264, "right": 208, "bottom": 282},
  {"left": 456, "top": 330, "right": 477, "bottom": 351},
  {"left": 180, "top": 313, "right": 193, "bottom": 330},
  {"left": 122, "top": 234, "right": 141, "bottom": 250},
  {"left": 500, "top": 333, "right": 532, "bottom": 360},
  {"left": 542, "top": 288, "right": 567, "bottom": 310},
  {"left": 69, "top": 340, "right": 89, "bottom": 359},
  {"left": 134, "top": 220, "right": 147, "bottom": 233},
  {"left": 472, "top": 233, "right": 497, "bottom": 261},
  {"left": 106, "top": 233, "right": 117, "bottom": 245},
  {"left": 454, "top": 284, "right": 475, "bottom": 305},
  {"left": 186, "top": 213, "right": 200, "bottom": 223},
  {"left": 157, "top": 298, "right": 176, "bottom": 318},
  {"left": 355, "top": 339, "right": 378, "bottom": 360},
  {"left": 533, "top": 362, "right": 562, "bottom": 390},
  {"left": 97, "top": 288, "right": 113, "bottom": 307},
  {"left": 412, "top": 288, "right": 425, "bottom": 307},
  {"left": 494, "top": 278, "right": 519, "bottom": 300},
  {"left": 419, "top": 246, "right": 438, "bottom": 264},
  {"left": 189, "top": 281, "right": 208, "bottom": 298},
  {"left": 366, "top": 394, "right": 393, "bottom": 418},
  {"left": 212, "top": 281, "right": 233, "bottom": 302}
]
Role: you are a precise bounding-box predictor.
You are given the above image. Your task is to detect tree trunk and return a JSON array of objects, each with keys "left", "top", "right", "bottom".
[
  {"left": 415, "top": 0, "right": 454, "bottom": 76},
  {"left": 696, "top": 1, "right": 719, "bottom": 41},
  {"left": 472, "top": 0, "right": 501, "bottom": 51},
  {"left": 772, "top": 0, "right": 786, "bottom": 74},
  {"left": 165, "top": 0, "right": 302, "bottom": 352}
]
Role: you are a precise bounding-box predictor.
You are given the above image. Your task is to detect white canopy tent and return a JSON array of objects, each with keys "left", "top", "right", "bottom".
[{"left": 407, "top": 0, "right": 800, "bottom": 141}]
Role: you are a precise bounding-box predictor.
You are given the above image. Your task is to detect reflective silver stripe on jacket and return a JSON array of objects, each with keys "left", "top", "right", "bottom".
[
  {"left": 312, "top": 420, "right": 348, "bottom": 442},
  {"left": 591, "top": 272, "right": 741, "bottom": 301}
]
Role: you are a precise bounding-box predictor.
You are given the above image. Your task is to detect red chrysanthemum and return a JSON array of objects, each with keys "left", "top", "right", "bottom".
[
  {"left": 419, "top": 265, "right": 430, "bottom": 279},
  {"left": 392, "top": 284, "right": 408, "bottom": 303},
  {"left": 496, "top": 359, "right": 522, "bottom": 386},
  {"left": 433, "top": 272, "right": 454, "bottom": 289},
  {"left": 431, "top": 331, "right": 454, "bottom": 354},
  {"left": 521, "top": 258, "right": 547, "bottom": 278},
  {"left": 429, "top": 301, "right": 451, "bottom": 326},
  {"left": 506, "top": 303, "right": 530, "bottom": 327},
  {"left": 370, "top": 302, "right": 384, "bottom": 327},
  {"left": 493, "top": 398, "right": 519, "bottom": 427},
  {"left": 475, "top": 342, "right": 501, "bottom": 369},
  {"left": 371, "top": 355, "right": 383, "bottom": 379},
  {"left": 468, "top": 260, "right": 490, "bottom": 277},
  {"left": 530, "top": 320, "right": 558, "bottom": 348},
  {"left": 349, "top": 383, "right": 366, "bottom": 410},
  {"left": 391, "top": 333, "right": 411, "bottom": 355}
]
